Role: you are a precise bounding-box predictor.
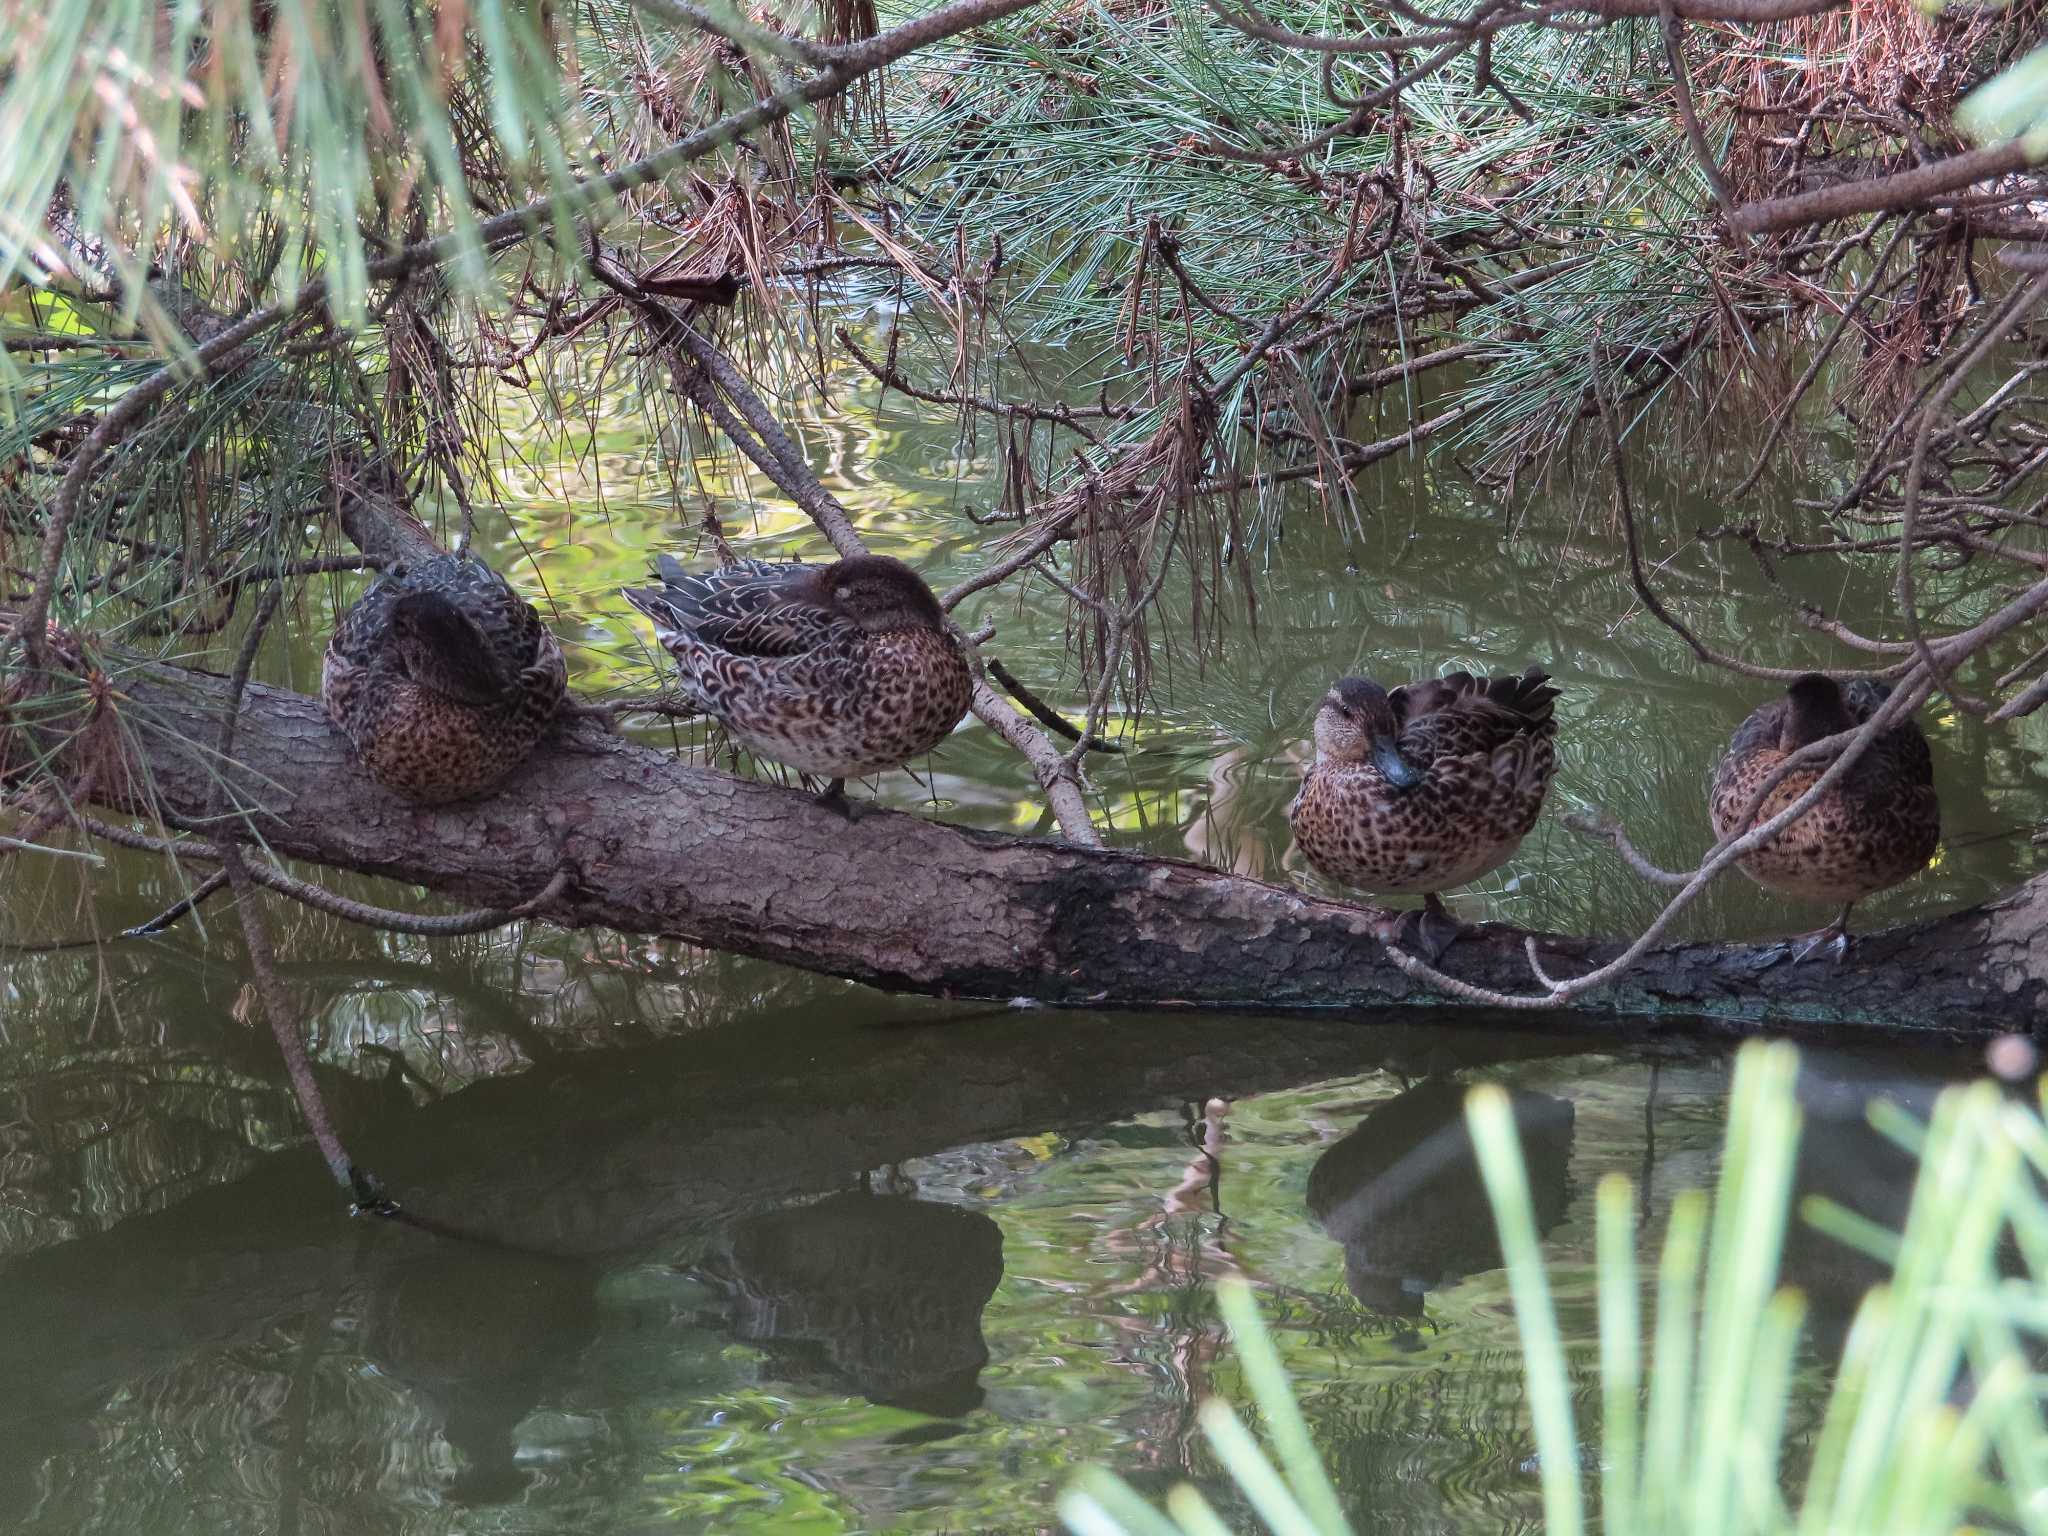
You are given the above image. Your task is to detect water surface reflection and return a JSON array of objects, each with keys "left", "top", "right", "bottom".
[
  {"left": 1307, "top": 1079, "right": 1575, "bottom": 1319},
  {"left": 0, "top": 994, "right": 1988, "bottom": 1533}
]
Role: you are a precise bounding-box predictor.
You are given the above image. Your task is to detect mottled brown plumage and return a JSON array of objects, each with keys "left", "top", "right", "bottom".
[
  {"left": 323, "top": 555, "right": 567, "bottom": 804},
  {"left": 1289, "top": 667, "right": 1560, "bottom": 957},
  {"left": 1708, "top": 674, "right": 1939, "bottom": 948},
  {"left": 621, "top": 554, "right": 973, "bottom": 798}
]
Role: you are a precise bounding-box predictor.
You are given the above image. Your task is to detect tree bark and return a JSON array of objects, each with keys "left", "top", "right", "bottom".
[{"left": 86, "top": 658, "right": 2048, "bottom": 1037}]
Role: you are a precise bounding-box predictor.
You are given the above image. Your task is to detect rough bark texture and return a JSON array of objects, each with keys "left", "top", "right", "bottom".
[{"left": 97, "top": 659, "right": 2048, "bottom": 1036}]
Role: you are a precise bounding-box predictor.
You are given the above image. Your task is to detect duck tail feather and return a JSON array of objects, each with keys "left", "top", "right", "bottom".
[
  {"left": 621, "top": 585, "right": 687, "bottom": 644},
  {"left": 1488, "top": 666, "right": 1559, "bottom": 724}
]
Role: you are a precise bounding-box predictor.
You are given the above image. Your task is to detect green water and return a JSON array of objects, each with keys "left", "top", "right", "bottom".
[{"left": 2, "top": 334, "right": 2042, "bottom": 1531}]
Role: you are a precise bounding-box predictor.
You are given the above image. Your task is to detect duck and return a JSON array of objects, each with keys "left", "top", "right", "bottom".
[
  {"left": 1708, "top": 672, "right": 1939, "bottom": 960},
  {"left": 322, "top": 553, "right": 567, "bottom": 804},
  {"left": 1288, "top": 666, "right": 1561, "bottom": 962},
  {"left": 622, "top": 553, "right": 974, "bottom": 812}
]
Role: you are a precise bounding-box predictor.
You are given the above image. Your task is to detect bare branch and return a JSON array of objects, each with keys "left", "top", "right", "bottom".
[
  {"left": 1732, "top": 142, "right": 2041, "bottom": 237},
  {"left": 1897, "top": 268, "right": 2048, "bottom": 713}
]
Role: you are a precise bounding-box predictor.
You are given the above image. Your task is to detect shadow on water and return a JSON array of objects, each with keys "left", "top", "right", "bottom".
[
  {"left": 0, "top": 981, "right": 2007, "bottom": 1532},
  {"left": 361, "top": 1243, "right": 604, "bottom": 1509},
  {"left": 697, "top": 1189, "right": 1005, "bottom": 1418},
  {"left": 1307, "top": 1078, "right": 1576, "bottom": 1322}
]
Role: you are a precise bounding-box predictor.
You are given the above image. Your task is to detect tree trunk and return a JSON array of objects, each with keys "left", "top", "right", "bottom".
[{"left": 87, "top": 658, "right": 2048, "bottom": 1037}]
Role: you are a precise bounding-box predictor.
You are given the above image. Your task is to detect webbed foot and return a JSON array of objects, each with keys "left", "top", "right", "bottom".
[
  {"left": 1790, "top": 928, "right": 1850, "bottom": 964},
  {"left": 1788, "top": 903, "right": 1855, "bottom": 965},
  {"left": 816, "top": 778, "right": 867, "bottom": 823},
  {"left": 348, "top": 1165, "right": 402, "bottom": 1218},
  {"left": 1396, "top": 895, "right": 1466, "bottom": 967}
]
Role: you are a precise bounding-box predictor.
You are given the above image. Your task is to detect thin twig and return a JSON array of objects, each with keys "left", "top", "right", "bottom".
[
  {"left": 1729, "top": 218, "right": 1912, "bottom": 498},
  {"left": 1594, "top": 346, "right": 1895, "bottom": 683},
  {"left": 1658, "top": 0, "right": 1740, "bottom": 227},
  {"left": 986, "top": 657, "right": 1125, "bottom": 752},
  {"left": 1897, "top": 268, "right": 2048, "bottom": 715}
]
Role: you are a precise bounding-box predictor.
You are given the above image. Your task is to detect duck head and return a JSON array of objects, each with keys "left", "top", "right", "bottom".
[
  {"left": 822, "top": 555, "right": 948, "bottom": 634},
  {"left": 388, "top": 587, "right": 506, "bottom": 707},
  {"left": 1781, "top": 672, "right": 1856, "bottom": 751},
  {"left": 1316, "top": 677, "right": 1423, "bottom": 788}
]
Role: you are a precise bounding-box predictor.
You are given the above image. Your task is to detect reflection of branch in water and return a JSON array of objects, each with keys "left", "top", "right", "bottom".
[
  {"left": 1639, "top": 1058, "right": 1660, "bottom": 1229},
  {"left": 1072, "top": 1096, "right": 1243, "bottom": 1479},
  {"left": 1178, "top": 1097, "right": 1228, "bottom": 1217},
  {"left": 276, "top": 1245, "right": 352, "bottom": 1536},
  {"left": 1184, "top": 742, "right": 1295, "bottom": 878}
]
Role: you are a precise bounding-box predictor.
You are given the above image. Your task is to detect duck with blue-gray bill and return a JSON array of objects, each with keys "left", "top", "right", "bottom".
[
  {"left": 622, "top": 554, "right": 974, "bottom": 813},
  {"left": 1289, "top": 666, "right": 1561, "bottom": 963}
]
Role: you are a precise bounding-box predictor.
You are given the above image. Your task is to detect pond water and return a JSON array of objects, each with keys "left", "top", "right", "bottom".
[{"left": 2, "top": 330, "right": 2042, "bottom": 1532}]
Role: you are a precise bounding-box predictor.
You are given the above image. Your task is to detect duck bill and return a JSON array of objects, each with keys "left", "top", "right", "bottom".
[{"left": 1371, "top": 736, "right": 1423, "bottom": 790}]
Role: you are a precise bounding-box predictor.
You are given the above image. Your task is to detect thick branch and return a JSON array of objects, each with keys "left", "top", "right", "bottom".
[
  {"left": 76, "top": 660, "right": 2048, "bottom": 1035},
  {"left": 1732, "top": 143, "right": 2040, "bottom": 237}
]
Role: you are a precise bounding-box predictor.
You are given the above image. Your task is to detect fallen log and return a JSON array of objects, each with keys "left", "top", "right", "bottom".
[{"left": 87, "top": 658, "right": 2048, "bottom": 1035}]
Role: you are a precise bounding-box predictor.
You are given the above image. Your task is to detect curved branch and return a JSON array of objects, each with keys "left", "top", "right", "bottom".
[{"left": 1897, "top": 268, "right": 2048, "bottom": 714}]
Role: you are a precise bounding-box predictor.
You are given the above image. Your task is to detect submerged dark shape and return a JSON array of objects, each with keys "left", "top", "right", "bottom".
[
  {"left": 323, "top": 554, "right": 567, "bottom": 804},
  {"left": 622, "top": 554, "right": 973, "bottom": 810},
  {"left": 1306, "top": 1078, "right": 1574, "bottom": 1317},
  {"left": 1709, "top": 673, "right": 1940, "bottom": 960},
  {"left": 1290, "top": 666, "right": 1561, "bottom": 962},
  {"left": 695, "top": 1190, "right": 1004, "bottom": 1417},
  {"left": 363, "top": 1240, "right": 600, "bottom": 1506}
]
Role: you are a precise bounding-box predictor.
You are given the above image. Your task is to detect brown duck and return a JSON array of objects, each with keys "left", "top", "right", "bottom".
[
  {"left": 1289, "top": 667, "right": 1561, "bottom": 961},
  {"left": 1708, "top": 672, "right": 1939, "bottom": 960},
  {"left": 323, "top": 554, "right": 567, "bottom": 804},
  {"left": 622, "top": 553, "right": 974, "bottom": 811}
]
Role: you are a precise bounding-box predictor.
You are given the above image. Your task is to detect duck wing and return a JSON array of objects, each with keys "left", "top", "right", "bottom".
[
  {"left": 1392, "top": 666, "right": 1559, "bottom": 764},
  {"left": 1840, "top": 679, "right": 1933, "bottom": 792},
  {"left": 1720, "top": 694, "right": 1790, "bottom": 766},
  {"left": 623, "top": 557, "right": 854, "bottom": 659},
  {"left": 332, "top": 555, "right": 554, "bottom": 705},
  {"left": 388, "top": 590, "right": 511, "bottom": 705}
]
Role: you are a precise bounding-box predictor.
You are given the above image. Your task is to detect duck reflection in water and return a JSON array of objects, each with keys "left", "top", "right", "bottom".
[
  {"left": 1306, "top": 1079, "right": 1574, "bottom": 1320},
  {"left": 697, "top": 1189, "right": 1005, "bottom": 1418},
  {"left": 364, "top": 1240, "right": 599, "bottom": 1506}
]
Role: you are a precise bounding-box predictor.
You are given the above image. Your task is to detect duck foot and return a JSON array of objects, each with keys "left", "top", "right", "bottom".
[
  {"left": 347, "top": 1164, "right": 402, "bottom": 1218},
  {"left": 1396, "top": 895, "right": 1466, "bottom": 967},
  {"left": 815, "top": 778, "right": 867, "bottom": 823},
  {"left": 1788, "top": 904, "right": 1854, "bottom": 965}
]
